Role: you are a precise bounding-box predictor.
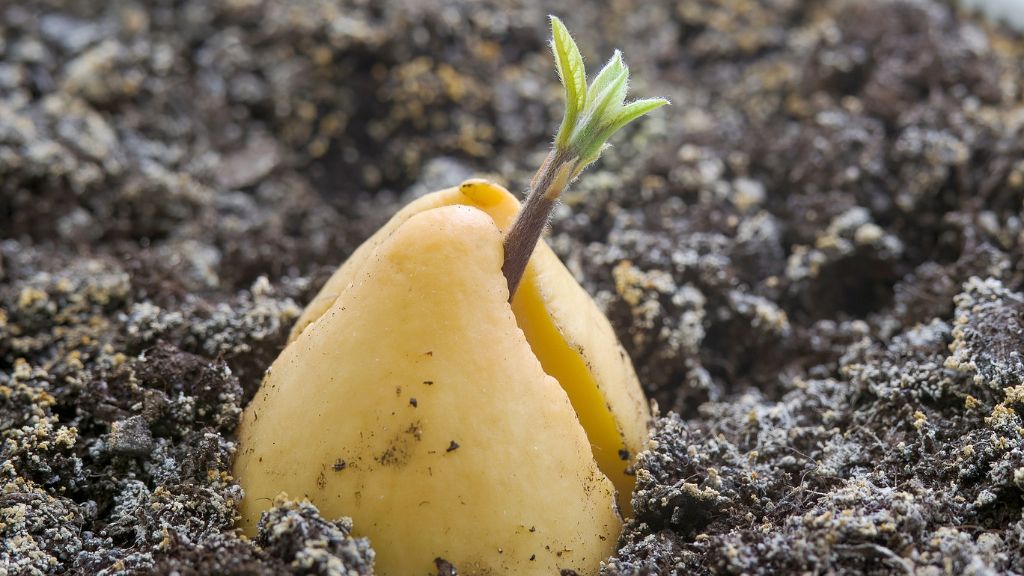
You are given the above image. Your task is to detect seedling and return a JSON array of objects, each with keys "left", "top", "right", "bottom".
[
  {"left": 234, "top": 17, "right": 662, "bottom": 576},
  {"left": 502, "top": 16, "right": 668, "bottom": 297}
]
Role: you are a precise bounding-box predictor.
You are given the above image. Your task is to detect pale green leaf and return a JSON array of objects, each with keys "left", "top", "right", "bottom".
[
  {"left": 577, "top": 97, "right": 669, "bottom": 174},
  {"left": 608, "top": 97, "right": 670, "bottom": 134},
  {"left": 591, "top": 63, "right": 629, "bottom": 120},
  {"left": 570, "top": 64, "right": 629, "bottom": 150},
  {"left": 586, "top": 50, "right": 624, "bottom": 108},
  {"left": 550, "top": 16, "right": 587, "bottom": 148}
]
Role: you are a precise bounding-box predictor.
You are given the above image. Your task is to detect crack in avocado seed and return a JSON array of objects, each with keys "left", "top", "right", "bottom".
[{"left": 511, "top": 262, "right": 635, "bottom": 515}]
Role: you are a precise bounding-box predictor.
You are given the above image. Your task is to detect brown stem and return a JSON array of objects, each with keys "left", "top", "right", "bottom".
[{"left": 502, "top": 149, "right": 575, "bottom": 299}]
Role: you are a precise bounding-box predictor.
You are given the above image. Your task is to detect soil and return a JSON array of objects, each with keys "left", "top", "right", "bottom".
[{"left": 2, "top": 0, "right": 1023, "bottom": 574}]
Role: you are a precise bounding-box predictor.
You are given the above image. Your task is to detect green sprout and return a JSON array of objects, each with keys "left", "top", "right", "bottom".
[{"left": 502, "top": 16, "right": 669, "bottom": 298}]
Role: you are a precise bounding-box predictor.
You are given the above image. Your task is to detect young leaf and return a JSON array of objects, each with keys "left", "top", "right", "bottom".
[
  {"left": 608, "top": 97, "right": 670, "bottom": 134},
  {"left": 586, "top": 98, "right": 671, "bottom": 164},
  {"left": 550, "top": 16, "right": 587, "bottom": 148},
  {"left": 571, "top": 65, "right": 629, "bottom": 158},
  {"left": 586, "top": 50, "right": 624, "bottom": 108},
  {"left": 578, "top": 64, "right": 627, "bottom": 132}
]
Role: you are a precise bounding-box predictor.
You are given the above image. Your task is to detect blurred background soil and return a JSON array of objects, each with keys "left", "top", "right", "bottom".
[{"left": 1, "top": 0, "right": 1023, "bottom": 574}]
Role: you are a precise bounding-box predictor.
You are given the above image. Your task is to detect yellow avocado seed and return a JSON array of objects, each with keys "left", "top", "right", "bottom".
[{"left": 234, "top": 180, "right": 651, "bottom": 576}]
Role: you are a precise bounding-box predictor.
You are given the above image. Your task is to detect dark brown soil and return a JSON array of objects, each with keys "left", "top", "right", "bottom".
[{"left": 2, "top": 0, "right": 1023, "bottom": 574}]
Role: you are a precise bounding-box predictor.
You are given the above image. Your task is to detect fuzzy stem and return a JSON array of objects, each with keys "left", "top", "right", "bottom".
[{"left": 502, "top": 149, "right": 576, "bottom": 299}]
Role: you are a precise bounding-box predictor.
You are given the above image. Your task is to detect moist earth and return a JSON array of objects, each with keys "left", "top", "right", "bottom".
[{"left": 2, "top": 0, "right": 1023, "bottom": 574}]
